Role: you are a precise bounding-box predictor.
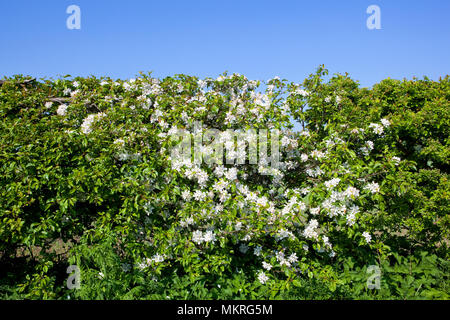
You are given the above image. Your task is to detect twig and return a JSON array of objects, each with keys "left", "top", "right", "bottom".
[{"left": 0, "top": 78, "right": 36, "bottom": 87}]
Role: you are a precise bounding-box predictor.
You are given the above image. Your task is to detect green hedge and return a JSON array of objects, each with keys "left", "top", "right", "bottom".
[{"left": 0, "top": 67, "right": 448, "bottom": 299}]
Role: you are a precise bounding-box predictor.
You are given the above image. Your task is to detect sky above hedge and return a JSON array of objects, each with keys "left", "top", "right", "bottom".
[{"left": 1, "top": 0, "right": 449, "bottom": 87}]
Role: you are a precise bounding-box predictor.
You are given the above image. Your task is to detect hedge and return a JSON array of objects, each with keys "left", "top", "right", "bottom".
[{"left": 0, "top": 66, "right": 448, "bottom": 299}]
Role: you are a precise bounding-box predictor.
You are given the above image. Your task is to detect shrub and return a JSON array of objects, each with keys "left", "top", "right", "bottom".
[{"left": 0, "top": 68, "right": 448, "bottom": 299}]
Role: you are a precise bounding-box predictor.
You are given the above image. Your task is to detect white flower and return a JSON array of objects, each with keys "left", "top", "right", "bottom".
[
  {"left": 254, "top": 246, "right": 262, "bottom": 256},
  {"left": 323, "top": 236, "right": 332, "bottom": 249},
  {"left": 262, "top": 262, "right": 272, "bottom": 271},
  {"left": 311, "top": 150, "right": 326, "bottom": 160},
  {"left": 369, "top": 123, "right": 384, "bottom": 135},
  {"left": 152, "top": 253, "right": 165, "bottom": 263},
  {"left": 364, "top": 182, "right": 380, "bottom": 194},
  {"left": 381, "top": 118, "right": 390, "bottom": 127},
  {"left": 242, "top": 233, "right": 252, "bottom": 241},
  {"left": 213, "top": 179, "right": 227, "bottom": 192},
  {"left": 287, "top": 253, "right": 298, "bottom": 264},
  {"left": 194, "top": 169, "right": 208, "bottom": 187},
  {"left": 192, "top": 230, "right": 204, "bottom": 244},
  {"left": 324, "top": 178, "right": 340, "bottom": 190},
  {"left": 45, "top": 101, "right": 53, "bottom": 108},
  {"left": 198, "top": 79, "right": 207, "bottom": 89},
  {"left": 295, "top": 88, "right": 310, "bottom": 97},
  {"left": 392, "top": 156, "right": 401, "bottom": 165},
  {"left": 280, "top": 259, "right": 291, "bottom": 267},
  {"left": 300, "top": 154, "right": 308, "bottom": 162},
  {"left": 276, "top": 228, "right": 294, "bottom": 241},
  {"left": 180, "top": 217, "right": 194, "bottom": 228},
  {"left": 181, "top": 190, "right": 191, "bottom": 201},
  {"left": 360, "top": 146, "right": 369, "bottom": 156},
  {"left": 303, "top": 219, "right": 319, "bottom": 240},
  {"left": 113, "top": 138, "right": 125, "bottom": 146},
  {"left": 299, "top": 130, "right": 310, "bottom": 137},
  {"left": 214, "top": 165, "right": 225, "bottom": 178},
  {"left": 224, "top": 167, "right": 238, "bottom": 181},
  {"left": 80, "top": 113, "right": 106, "bottom": 134},
  {"left": 257, "top": 271, "right": 269, "bottom": 284},
  {"left": 203, "top": 230, "right": 216, "bottom": 243},
  {"left": 117, "top": 152, "right": 129, "bottom": 161},
  {"left": 297, "top": 201, "right": 306, "bottom": 212},
  {"left": 310, "top": 207, "right": 320, "bottom": 215},
  {"left": 193, "top": 190, "right": 206, "bottom": 201},
  {"left": 362, "top": 232, "right": 372, "bottom": 244},
  {"left": 98, "top": 272, "right": 104, "bottom": 279},
  {"left": 344, "top": 186, "right": 360, "bottom": 198},
  {"left": 281, "top": 136, "right": 291, "bottom": 147},
  {"left": 57, "top": 104, "right": 68, "bottom": 116},
  {"left": 256, "top": 196, "right": 268, "bottom": 207},
  {"left": 300, "top": 187, "right": 310, "bottom": 195},
  {"left": 345, "top": 205, "right": 359, "bottom": 226}
]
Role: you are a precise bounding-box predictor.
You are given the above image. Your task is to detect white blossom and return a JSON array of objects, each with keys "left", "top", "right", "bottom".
[
  {"left": 152, "top": 253, "right": 165, "bottom": 263},
  {"left": 324, "top": 178, "right": 340, "bottom": 190},
  {"left": 300, "top": 154, "right": 308, "bottom": 162},
  {"left": 369, "top": 123, "right": 384, "bottom": 135},
  {"left": 257, "top": 271, "right": 269, "bottom": 284},
  {"left": 254, "top": 246, "right": 262, "bottom": 256},
  {"left": 192, "top": 230, "right": 204, "bottom": 244},
  {"left": 80, "top": 113, "right": 106, "bottom": 134},
  {"left": 287, "top": 253, "right": 298, "bottom": 264},
  {"left": 392, "top": 156, "right": 401, "bottom": 165},
  {"left": 381, "top": 118, "right": 390, "bottom": 127},
  {"left": 303, "top": 219, "right": 319, "bottom": 240},
  {"left": 57, "top": 104, "right": 68, "bottom": 116},
  {"left": 344, "top": 186, "right": 360, "bottom": 199},
  {"left": 203, "top": 230, "right": 216, "bottom": 243},
  {"left": 262, "top": 262, "right": 272, "bottom": 271},
  {"left": 362, "top": 232, "right": 372, "bottom": 244},
  {"left": 364, "top": 182, "right": 380, "bottom": 194}
]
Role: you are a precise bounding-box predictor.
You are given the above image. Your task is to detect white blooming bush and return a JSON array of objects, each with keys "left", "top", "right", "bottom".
[{"left": 0, "top": 68, "right": 448, "bottom": 299}]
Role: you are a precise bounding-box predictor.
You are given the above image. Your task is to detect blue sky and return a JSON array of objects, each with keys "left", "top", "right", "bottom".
[{"left": 1, "top": 0, "right": 449, "bottom": 87}]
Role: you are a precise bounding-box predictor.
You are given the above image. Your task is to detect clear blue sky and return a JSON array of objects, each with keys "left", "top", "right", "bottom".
[{"left": 1, "top": 0, "right": 449, "bottom": 87}]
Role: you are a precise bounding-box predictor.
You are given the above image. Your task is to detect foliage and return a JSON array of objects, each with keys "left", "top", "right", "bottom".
[{"left": 0, "top": 68, "right": 448, "bottom": 299}]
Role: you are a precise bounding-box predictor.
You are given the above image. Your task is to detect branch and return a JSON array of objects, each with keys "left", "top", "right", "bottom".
[
  {"left": 48, "top": 97, "right": 71, "bottom": 103},
  {"left": 0, "top": 78, "right": 36, "bottom": 87}
]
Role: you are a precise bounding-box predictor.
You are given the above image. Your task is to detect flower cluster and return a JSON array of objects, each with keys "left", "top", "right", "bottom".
[{"left": 46, "top": 74, "right": 401, "bottom": 288}]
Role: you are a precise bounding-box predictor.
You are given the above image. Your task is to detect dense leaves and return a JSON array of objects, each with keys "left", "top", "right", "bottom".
[{"left": 0, "top": 68, "right": 448, "bottom": 299}]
